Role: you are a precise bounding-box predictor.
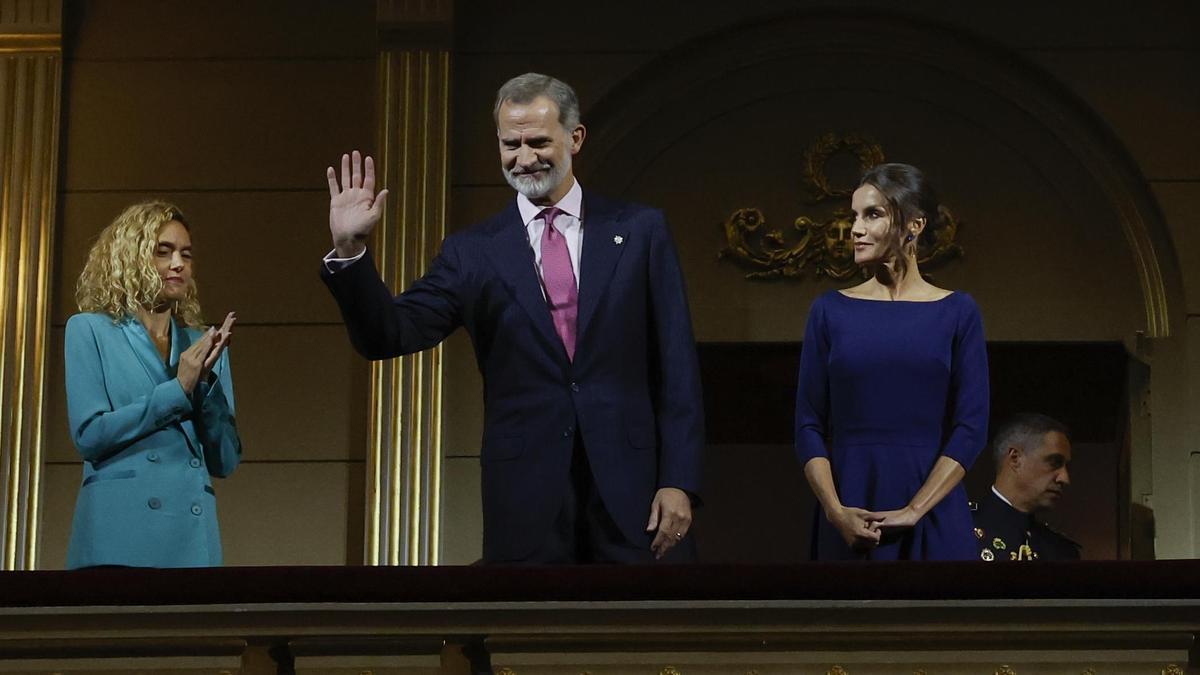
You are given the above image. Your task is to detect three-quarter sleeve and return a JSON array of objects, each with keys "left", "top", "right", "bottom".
[
  {"left": 794, "top": 296, "right": 831, "bottom": 465},
  {"left": 940, "top": 297, "right": 990, "bottom": 469},
  {"left": 65, "top": 314, "right": 192, "bottom": 463}
]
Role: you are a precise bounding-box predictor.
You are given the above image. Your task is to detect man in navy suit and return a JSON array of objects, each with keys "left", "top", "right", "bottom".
[{"left": 321, "top": 73, "right": 704, "bottom": 563}]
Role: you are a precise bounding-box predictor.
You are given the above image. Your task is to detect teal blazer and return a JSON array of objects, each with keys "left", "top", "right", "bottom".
[{"left": 64, "top": 312, "right": 241, "bottom": 568}]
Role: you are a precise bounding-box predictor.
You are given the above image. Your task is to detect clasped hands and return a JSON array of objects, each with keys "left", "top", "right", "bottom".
[
  {"left": 177, "top": 312, "right": 236, "bottom": 395},
  {"left": 828, "top": 503, "right": 922, "bottom": 551}
]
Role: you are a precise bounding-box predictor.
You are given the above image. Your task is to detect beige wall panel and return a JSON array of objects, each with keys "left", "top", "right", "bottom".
[
  {"left": 44, "top": 324, "right": 367, "bottom": 464},
  {"left": 442, "top": 330, "right": 482, "bottom": 457},
  {"left": 66, "top": 0, "right": 375, "bottom": 60},
  {"left": 456, "top": 2, "right": 1196, "bottom": 53},
  {"left": 37, "top": 463, "right": 81, "bottom": 570},
  {"left": 1028, "top": 50, "right": 1200, "bottom": 181},
  {"left": 439, "top": 456, "right": 481, "bottom": 565},
  {"left": 61, "top": 59, "right": 374, "bottom": 191},
  {"left": 221, "top": 325, "right": 367, "bottom": 463},
  {"left": 56, "top": 191, "right": 355, "bottom": 325},
  {"left": 217, "top": 461, "right": 355, "bottom": 566},
  {"left": 1153, "top": 182, "right": 1200, "bottom": 313},
  {"left": 447, "top": 185, "right": 511, "bottom": 232},
  {"left": 451, "top": 53, "right": 650, "bottom": 186},
  {"left": 43, "top": 327, "right": 70, "bottom": 464}
]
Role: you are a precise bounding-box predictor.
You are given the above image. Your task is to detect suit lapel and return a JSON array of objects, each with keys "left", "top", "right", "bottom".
[
  {"left": 576, "top": 194, "right": 628, "bottom": 345},
  {"left": 120, "top": 318, "right": 168, "bottom": 386},
  {"left": 485, "top": 202, "right": 570, "bottom": 362}
]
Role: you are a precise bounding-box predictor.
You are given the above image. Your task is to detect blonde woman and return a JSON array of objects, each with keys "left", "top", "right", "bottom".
[{"left": 65, "top": 201, "right": 239, "bottom": 568}]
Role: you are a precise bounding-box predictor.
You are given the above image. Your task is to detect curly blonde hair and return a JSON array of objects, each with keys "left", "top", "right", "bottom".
[{"left": 75, "top": 201, "right": 204, "bottom": 327}]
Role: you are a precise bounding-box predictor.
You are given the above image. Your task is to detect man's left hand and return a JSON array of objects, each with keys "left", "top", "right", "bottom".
[{"left": 646, "top": 487, "right": 692, "bottom": 560}]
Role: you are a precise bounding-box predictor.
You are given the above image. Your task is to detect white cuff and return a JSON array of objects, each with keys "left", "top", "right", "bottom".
[{"left": 323, "top": 247, "right": 367, "bottom": 273}]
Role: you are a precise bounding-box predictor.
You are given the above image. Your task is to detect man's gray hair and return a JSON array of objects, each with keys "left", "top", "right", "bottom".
[
  {"left": 991, "top": 412, "right": 1070, "bottom": 469},
  {"left": 493, "top": 73, "right": 581, "bottom": 130}
]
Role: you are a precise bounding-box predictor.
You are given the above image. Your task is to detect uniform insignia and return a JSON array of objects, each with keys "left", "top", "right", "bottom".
[
  {"left": 613, "top": 235, "right": 624, "bottom": 245},
  {"left": 992, "top": 537, "right": 1006, "bottom": 550},
  {"left": 981, "top": 549, "right": 994, "bottom": 561},
  {"left": 1017, "top": 543, "right": 1035, "bottom": 561},
  {"left": 1010, "top": 551, "right": 1018, "bottom": 560},
  {"left": 974, "top": 527, "right": 984, "bottom": 540}
]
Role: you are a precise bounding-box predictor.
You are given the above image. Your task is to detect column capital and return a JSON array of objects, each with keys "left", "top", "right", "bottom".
[{"left": 376, "top": 0, "right": 453, "bottom": 48}]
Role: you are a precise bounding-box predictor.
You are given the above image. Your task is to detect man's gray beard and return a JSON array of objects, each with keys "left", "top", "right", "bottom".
[{"left": 503, "top": 158, "right": 570, "bottom": 200}]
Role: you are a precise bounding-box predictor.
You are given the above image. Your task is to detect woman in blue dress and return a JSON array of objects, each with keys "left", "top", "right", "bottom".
[
  {"left": 65, "top": 201, "right": 240, "bottom": 568},
  {"left": 795, "top": 163, "right": 989, "bottom": 560}
]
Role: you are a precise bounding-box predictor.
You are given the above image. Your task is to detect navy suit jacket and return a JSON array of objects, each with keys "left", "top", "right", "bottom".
[{"left": 322, "top": 193, "right": 704, "bottom": 561}]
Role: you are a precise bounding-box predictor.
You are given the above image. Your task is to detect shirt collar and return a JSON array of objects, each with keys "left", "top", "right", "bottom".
[
  {"left": 992, "top": 485, "right": 1016, "bottom": 508},
  {"left": 516, "top": 177, "right": 584, "bottom": 226}
]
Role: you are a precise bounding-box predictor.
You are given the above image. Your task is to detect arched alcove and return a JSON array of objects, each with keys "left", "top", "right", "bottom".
[
  {"left": 575, "top": 10, "right": 1185, "bottom": 560},
  {"left": 579, "top": 10, "right": 1182, "bottom": 342}
]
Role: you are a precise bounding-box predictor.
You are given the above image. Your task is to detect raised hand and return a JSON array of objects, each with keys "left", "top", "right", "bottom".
[
  {"left": 327, "top": 150, "right": 389, "bottom": 258},
  {"left": 646, "top": 487, "right": 693, "bottom": 559}
]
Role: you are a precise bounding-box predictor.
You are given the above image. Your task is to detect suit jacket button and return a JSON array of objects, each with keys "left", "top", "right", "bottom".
[
  {"left": 570, "top": 382, "right": 580, "bottom": 393},
  {"left": 147, "top": 452, "right": 159, "bottom": 462},
  {"left": 189, "top": 457, "right": 201, "bottom": 468},
  {"left": 190, "top": 504, "right": 203, "bottom": 516},
  {"left": 148, "top": 498, "right": 161, "bottom": 510}
]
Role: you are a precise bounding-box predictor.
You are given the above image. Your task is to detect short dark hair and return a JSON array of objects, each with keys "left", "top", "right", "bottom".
[
  {"left": 493, "top": 72, "right": 580, "bottom": 130},
  {"left": 991, "top": 412, "right": 1071, "bottom": 469}
]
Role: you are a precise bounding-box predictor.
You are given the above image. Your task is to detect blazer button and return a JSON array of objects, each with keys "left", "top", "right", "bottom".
[
  {"left": 570, "top": 382, "right": 580, "bottom": 393},
  {"left": 189, "top": 457, "right": 201, "bottom": 468},
  {"left": 190, "top": 504, "right": 203, "bottom": 516},
  {"left": 147, "top": 452, "right": 159, "bottom": 462},
  {"left": 148, "top": 498, "right": 161, "bottom": 510}
]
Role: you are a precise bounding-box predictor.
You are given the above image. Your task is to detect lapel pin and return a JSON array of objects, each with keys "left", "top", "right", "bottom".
[{"left": 613, "top": 235, "right": 624, "bottom": 245}]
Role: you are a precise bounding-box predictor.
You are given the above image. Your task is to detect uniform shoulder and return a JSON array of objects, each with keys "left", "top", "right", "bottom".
[{"left": 1033, "top": 518, "right": 1081, "bottom": 549}]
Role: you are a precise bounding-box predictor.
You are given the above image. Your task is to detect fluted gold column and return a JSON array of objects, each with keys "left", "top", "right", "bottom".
[
  {"left": 0, "top": 0, "right": 61, "bottom": 571},
  {"left": 367, "top": 0, "right": 452, "bottom": 565}
]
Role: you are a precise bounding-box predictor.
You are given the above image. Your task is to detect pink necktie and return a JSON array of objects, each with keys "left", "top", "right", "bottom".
[{"left": 539, "top": 207, "right": 578, "bottom": 360}]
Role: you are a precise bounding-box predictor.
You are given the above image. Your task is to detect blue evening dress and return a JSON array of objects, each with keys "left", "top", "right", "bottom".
[{"left": 794, "top": 290, "right": 990, "bottom": 560}]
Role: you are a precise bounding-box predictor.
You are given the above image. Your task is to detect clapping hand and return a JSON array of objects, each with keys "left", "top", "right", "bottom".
[
  {"left": 327, "top": 150, "right": 388, "bottom": 258},
  {"left": 177, "top": 312, "right": 236, "bottom": 394}
]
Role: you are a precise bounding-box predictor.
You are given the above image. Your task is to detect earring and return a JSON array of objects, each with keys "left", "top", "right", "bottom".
[{"left": 904, "top": 232, "right": 915, "bottom": 243}]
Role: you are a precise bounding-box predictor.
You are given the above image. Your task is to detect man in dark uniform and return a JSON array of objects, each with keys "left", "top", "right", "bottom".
[{"left": 973, "top": 413, "right": 1080, "bottom": 561}]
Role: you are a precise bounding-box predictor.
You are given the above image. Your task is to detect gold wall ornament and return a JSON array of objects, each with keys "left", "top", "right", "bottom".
[
  {"left": 1161, "top": 666, "right": 1183, "bottom": 675},
  {"left": 828, "top": 666, "right": 850, "bottom": 675},
  {"left": 367, "top": 0, "right": 452, "bottom": 566},
  {"left": 718, "top": 132, "right": 964, "bottom": 281},
  {"left": 0, "top": 0, "right": 61, "bottom": 571},
  {"left": 803, "top": 131, "right": 886, "bottom": 203},
  {"left": 660, "top": 667, "right": 683, "bottom": 675},
  {"left": 995, "top": 666, "right": 1017, "bottom": 675}
]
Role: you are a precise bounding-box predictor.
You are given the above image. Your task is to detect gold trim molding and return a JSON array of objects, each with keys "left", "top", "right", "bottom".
[
  {"left": 366, "top": 0, "right": 452, "bottom": 566},
  {"left": 0, "top": 0, "right": 60, "bottom": 571}
]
